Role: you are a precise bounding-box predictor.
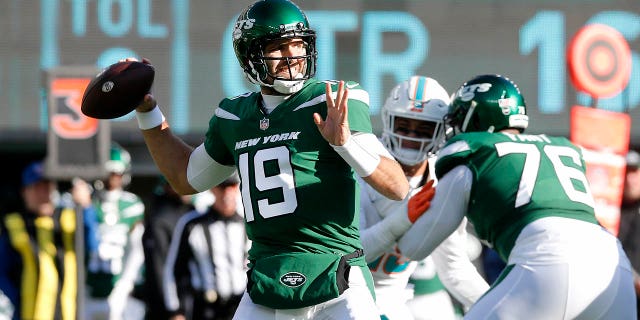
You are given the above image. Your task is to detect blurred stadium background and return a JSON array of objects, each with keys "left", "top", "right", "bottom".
[{"left": 0, "top": 0, "right": 638, "bottom": 207}]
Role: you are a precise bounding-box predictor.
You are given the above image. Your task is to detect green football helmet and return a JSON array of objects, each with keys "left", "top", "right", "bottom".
[
  {"left": 232, "top": 0, "right": 317, "bottom": 94},
  {"left": 105, "top": 143, "right": 131, "bottom": 175},
  {"left": 444, "top": 74, "right": 528, "bottom": 138}
]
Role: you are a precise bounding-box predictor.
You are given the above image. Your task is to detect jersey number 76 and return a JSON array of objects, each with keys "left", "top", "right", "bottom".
[{"left": 495, "top": 142, "right": 595, "bottom": 209}]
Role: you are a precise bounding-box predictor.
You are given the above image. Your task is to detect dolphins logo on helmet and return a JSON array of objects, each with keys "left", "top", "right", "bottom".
[{"left": 381, "top": 76, "right": 450, "bottom": 165}]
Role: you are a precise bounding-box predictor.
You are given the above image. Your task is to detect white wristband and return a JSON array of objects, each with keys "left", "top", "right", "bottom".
[
  {"left": 331, "top": 136, "right": 380, "bottom": 177},
  {"left": 136, "top": 105, "right": 165, "bottom": 130}
]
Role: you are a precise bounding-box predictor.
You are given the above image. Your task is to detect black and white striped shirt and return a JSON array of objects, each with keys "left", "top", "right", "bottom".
[{"left": 163, "top": 208, "right": 248, "bottom": 314}]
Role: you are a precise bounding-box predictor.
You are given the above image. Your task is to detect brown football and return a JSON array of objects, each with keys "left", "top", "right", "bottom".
[{"left": 81, "top": 61, "right": 155, "bottom": 119}]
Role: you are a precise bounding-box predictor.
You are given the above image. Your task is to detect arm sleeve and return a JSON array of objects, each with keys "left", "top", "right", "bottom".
[
  {"left": 187, "top": 144, "right": 237, "bottom": 193},
  {"left": 431, "top": 218, "right": 489, "bottom": 309},
  {"left": 358, "top": 177, "right": 413, "bottom": 263},
  {"left": 82, "top": 206, "right": 99, "bottom": 254},
  {"left": 397, "top": 165, "right": 472, "bottom": 260}
]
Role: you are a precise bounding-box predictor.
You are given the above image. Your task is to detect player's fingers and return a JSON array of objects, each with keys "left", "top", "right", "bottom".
[
  {"left": 336, "top": 81, "right": 345, "bottom": 106},
  {"left": 136, "top": 94, "right": 157, "bottom": 112},
  {"left": 417, "top": 201, "right": 431, "bottom": 215},
  {"left": 412, "top": 194, "right": 430, "bottom": 208},
  {"left": 313, "top": 112, "right": 324, "bottom": 126},
  {"left": 408, "top": 199, "right": 429, "bottom": 223},
  {"left": 420, "top": 180, "right": 435, "bottom": 200},
  {"left": 325, "top": 82, "right": 335, "bottom": 108},
  {"left": 407, "top": 181, "right": 435, "bottom": 222},
  {"left": 341, "top": 88, "right": 349, "bottom": 117},
  {"left": 410, "top": 197, "right": 431, "bottom": 216},
  {"left": 425, "top": 179, "right": 435, "bottom": 189},
  {"left": 121, "top": 57, "right": 139, "bottom": 63},
  {"left": 414, "top": 180, "right": 435, "bottom": 200}
]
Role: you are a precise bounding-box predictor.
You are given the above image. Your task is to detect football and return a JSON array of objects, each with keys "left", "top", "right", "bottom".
[{"left": 81, "top": 61, "right": 155, "bottom": 119}]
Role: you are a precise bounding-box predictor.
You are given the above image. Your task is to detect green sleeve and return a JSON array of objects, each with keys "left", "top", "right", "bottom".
[{"left": 204, "top": 103, "right": 235, "bottom": 166}]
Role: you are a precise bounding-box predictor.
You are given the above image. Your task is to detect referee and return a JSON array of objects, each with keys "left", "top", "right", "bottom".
[{"left": 163, "top": 173, "right": 248, "bottom": 320}]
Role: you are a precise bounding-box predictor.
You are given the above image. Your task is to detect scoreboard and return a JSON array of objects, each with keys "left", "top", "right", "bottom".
[{"left": 0, "top": 0, "right": 638, "bottom": 140}]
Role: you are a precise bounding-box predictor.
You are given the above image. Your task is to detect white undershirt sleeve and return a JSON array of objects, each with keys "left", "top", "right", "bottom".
[
  {"left": 431, "top": 218, "right": 489, "bottom": 309},
  {"left": 187, "top": 144, "right": 237, "bottom": 192},
  {"left": 397, "top": 165, "right": 472, "bottom": 260},
  {"left": 358, "top": 177, "right": 412, "bottom": 262}
]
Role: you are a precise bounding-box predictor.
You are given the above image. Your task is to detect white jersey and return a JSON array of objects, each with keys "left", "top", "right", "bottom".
[
  {"left": 359, "top": 158, "right": 488, "bottom": 319},
  {"left": 359, "top": 175, "right": 419, "bottom": 319},
  {"left": 359, "top": 176, "right": 419, "bottom": 289}
]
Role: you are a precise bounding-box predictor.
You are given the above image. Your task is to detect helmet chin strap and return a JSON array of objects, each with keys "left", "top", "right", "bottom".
[{"left": 272, "top": 78, "right": 304, "bottom": 94}]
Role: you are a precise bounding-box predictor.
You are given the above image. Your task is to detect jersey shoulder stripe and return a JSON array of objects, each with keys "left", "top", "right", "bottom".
[
  {"left": 435, "top": 137, "right": 472, "bottom": 180},
  {"left": 216, "top": 92, "right": 261, "bottom": 119},
  {"left": 214, "top": 107, "right": 241, "bottom": 120}
]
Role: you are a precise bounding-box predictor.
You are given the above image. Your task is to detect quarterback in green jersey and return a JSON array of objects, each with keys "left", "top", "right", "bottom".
[
  {"left": 130, "top": 0, "right": 409, "bottom": 319},
  {"left": 397, "top": 74, "right": 635, "bottom": 319}
]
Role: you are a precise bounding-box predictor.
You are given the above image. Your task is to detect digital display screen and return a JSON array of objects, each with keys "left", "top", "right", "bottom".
[{"left": 0, "top": 0, "right": 638, "bottom": 141}]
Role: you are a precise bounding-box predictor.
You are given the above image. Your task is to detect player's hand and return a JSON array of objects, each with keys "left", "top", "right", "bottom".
[
  {"left": 136, "top": 93, "right": 157, "bottom": 113},
  {"left": 407, "top": 180, "right": 435, "bottom": 223},
  {"left": 313, "top": 81, "right": 351, "bottom": 146},
  {"left": 118, "top": 57, "right": 157, "bottom": 113}
]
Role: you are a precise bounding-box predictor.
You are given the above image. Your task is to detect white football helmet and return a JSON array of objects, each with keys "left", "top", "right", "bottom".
[{"left": 381, "top": 76, "right": 450, "bottom": 165}]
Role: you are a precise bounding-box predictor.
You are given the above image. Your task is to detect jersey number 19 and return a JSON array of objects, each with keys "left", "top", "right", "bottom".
[{"left": 238, "top": 146, "right": 298, "bottom": 222}]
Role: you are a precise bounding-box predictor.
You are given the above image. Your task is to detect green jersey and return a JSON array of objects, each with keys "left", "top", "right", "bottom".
[
  {"left": 204, "top": 79, "right": 373, "bottom": 261},
  {"left": 435, "top": 132, "right": 599, "bottom": 261},
  {"left": 86, "top": 189, "right": 145, "bottom": 298}
]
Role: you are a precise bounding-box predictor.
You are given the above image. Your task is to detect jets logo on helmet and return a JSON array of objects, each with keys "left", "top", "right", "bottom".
[
  {"left": 439, "top": 74, "right": 529, "bottom": 146},
  {"left": 457, "top": 83, "right": 492, "bottom": 102},
  {"left": 233, "top": 18, "right": 255, "bottom": 40},
  {"left": 381, "top": 76, "right": 450, "bottom": 165}
]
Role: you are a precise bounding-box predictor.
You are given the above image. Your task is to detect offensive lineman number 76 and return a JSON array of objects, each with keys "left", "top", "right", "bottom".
[{"left": 495, "top": 142, "right": 595, "bottom": 209}]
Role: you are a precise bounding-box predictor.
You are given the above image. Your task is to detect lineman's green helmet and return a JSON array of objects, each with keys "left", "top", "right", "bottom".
[{"left": 446, "top": 74, "right": 528, "bottom": 135}]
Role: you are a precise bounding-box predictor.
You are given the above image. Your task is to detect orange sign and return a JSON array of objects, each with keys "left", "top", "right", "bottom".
[
  {"left": 51, "top": 78, "right": 98, "bottom": 139},
  {"left": 570, "top": 105, "right": 630, "bottom": 235},
  {"left": 570, "top": 106, "right": 630, "bottom": 154}
]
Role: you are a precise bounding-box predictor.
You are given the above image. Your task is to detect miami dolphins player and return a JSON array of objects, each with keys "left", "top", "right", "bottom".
[
  {"left": 131, "top": 0, "right": 409, "bottom": 319},
  {"left": 359, "top": 76, "right": 488, "bottom": 320},
  {"left": 398, "top": 74, "right": 635, "bottom": 319}
]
